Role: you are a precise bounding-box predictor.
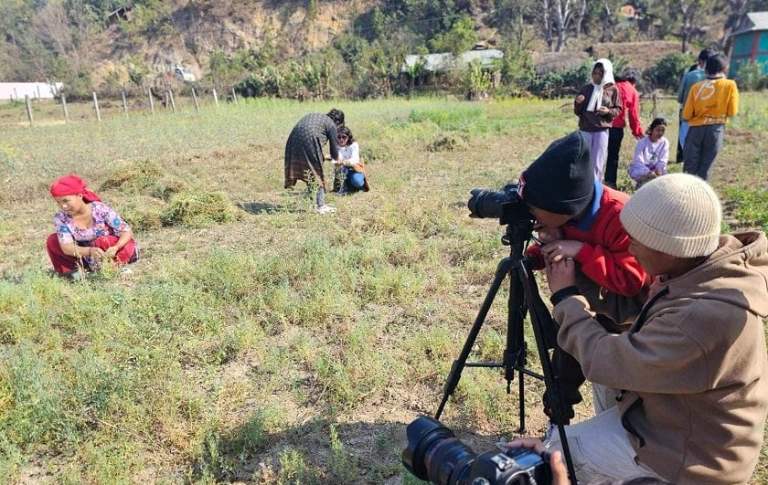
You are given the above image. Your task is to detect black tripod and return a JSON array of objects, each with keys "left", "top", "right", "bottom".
[{"left": 434, "top": 219, "right": 578, "bottom": 484}]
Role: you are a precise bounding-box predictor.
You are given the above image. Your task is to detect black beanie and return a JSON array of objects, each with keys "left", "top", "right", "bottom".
[{"left": 521, "top": 131, "right": 594, "bottom": 216}]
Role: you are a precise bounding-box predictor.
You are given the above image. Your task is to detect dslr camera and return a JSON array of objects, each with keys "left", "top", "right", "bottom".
[
  {"left": 467, "top": 184, "right": 532, "bottom": 226},
  {"left": 402, "top": 416, "right": 552, "bottom": 485}
]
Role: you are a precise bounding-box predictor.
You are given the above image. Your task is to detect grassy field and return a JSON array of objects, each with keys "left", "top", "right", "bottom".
[{"left": 1, "top": 94, "right": 767, "bottom": 484}]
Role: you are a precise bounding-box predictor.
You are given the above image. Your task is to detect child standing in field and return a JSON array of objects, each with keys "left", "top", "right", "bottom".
[
  {"left": 574, "top": 58, "right": 622, "bottom": 181},
  {"left": 333, "top": 126, "right": 369, "bottom": 194},
  {"left": 628, "top": 118, "right": 669, "bottom": 189},
  {"left": 682, "top": 54, "right": 739, "bottom": 180}
]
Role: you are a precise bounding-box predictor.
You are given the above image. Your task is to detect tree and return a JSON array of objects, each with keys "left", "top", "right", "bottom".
[
  {"left": 673, "top": 0, "right": 713, "bottom": 53},
  {"left": 538, "top": 0, "right": 576, "bottom": 51},
  {"left": 573, "top": 0, "right": 588, "bottom": 39},
  {"left": 718, "top": 0, "right": 768, "bottom": 56},
  {"left": 552, "top": 0, "right": 576, "bottom": 52},
  {"left": 429, "top": 16, "right": 478, "bottom": 54}
]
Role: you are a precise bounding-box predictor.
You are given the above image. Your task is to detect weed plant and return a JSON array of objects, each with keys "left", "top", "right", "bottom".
[{"left": 0, "top": 95, "right": 766, "bottom": 483}]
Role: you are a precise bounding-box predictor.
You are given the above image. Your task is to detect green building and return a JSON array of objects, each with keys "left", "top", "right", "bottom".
[{"left": 730, "top": 12, "right": 768, "bottom": 75}]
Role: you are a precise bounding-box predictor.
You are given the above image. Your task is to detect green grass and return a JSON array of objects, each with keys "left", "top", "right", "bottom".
[{"left": 0, "top": 94, "right": 767, "bottom": 483}]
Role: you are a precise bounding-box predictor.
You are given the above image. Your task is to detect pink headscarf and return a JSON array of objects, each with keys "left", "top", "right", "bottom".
[{"left": 49, "top": 175, "right": 101, "bottom": 203}]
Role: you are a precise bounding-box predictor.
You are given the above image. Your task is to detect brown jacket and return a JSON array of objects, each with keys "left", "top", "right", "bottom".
[
  {"left": 574, "top": 83, "right": 622, "bottom": 131},
  {"left": 554, "top": 232, "right": 768, "bottom": 484}
]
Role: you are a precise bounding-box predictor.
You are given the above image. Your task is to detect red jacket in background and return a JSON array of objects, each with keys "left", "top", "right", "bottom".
[
  {"left": 528, "top": 185, "right": 648, "bottom": 297},
  {"left": 611, "top": 80, "right": 644, "bottom": 138}
]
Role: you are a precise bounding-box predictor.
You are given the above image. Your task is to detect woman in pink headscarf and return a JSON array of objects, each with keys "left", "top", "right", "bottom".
[{"left": 47, "top": 175, "right": 137, "bottom": 278}]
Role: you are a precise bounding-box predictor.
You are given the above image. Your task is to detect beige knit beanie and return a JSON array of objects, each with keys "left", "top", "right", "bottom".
[{"left": 620, "top": 174, "right": 722, "bottom": 258}]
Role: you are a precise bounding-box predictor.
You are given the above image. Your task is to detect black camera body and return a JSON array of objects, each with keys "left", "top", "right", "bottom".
[
  {"left": 467, "top": 184, "right": 532, "bottom": 226},
  {"left": 402, "top": 416, "right": 552, "bottom": 485}
]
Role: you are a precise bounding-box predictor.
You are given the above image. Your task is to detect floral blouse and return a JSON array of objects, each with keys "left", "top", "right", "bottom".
[{"left": 54, "top": 201, "right": 130, "bottom": 246}]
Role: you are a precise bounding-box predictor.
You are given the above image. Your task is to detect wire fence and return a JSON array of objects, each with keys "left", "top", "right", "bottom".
[{"left": 1, "top": 85, "right": 243, "bottom": 128}]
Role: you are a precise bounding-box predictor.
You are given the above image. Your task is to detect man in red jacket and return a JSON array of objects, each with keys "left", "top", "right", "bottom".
[
  {"left": 520, "top": 131, "right": 649, "bottom": 421},
  {"left": 606, "top": 69, "right": 644, "bottom": 189}
]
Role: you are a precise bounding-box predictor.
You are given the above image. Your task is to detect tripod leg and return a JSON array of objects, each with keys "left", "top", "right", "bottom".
[
  {"left": 516, "top": 263, "right": 580, "bottom": 484},
  {"left": 435, "top": 257, "right": 513, "bottom": 420},
  {"left": 518, "top": 362, "right": 526, "bottom": 434}
]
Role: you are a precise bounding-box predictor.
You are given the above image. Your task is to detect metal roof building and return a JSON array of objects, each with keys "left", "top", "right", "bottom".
[
  {"left": 730, "top": 12, "right": 768, "bottom": 75},
  {"left": 402, "top": 48, "right": 503, "bottom": 73}
]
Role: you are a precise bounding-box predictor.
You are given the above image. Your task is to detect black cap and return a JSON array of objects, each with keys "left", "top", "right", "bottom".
[{"left": 521, "top": 131, "right": 595, "bottom": 216}]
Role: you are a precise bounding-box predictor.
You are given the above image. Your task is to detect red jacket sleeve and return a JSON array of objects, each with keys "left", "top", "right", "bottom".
[
  {"left": 573, "top": 215, "right": 648, "bottom": 297},
  {"left": 627, "top": 89, "right": 644, "bottom": 138},
  {"left": 525, "top": 244, "right": 546, "bottom": 270}
]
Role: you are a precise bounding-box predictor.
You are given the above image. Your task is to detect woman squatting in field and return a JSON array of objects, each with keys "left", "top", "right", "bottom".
[
  {"left": 46, "top": 175, "right": 138, "bottom": 280},
  {"left": 333, "top": 126, "right": 369, "bottom": 195}
]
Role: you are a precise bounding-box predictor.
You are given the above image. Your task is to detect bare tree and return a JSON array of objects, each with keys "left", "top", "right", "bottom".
[
  {"left": 574, "top": 0, "right": 589, "bottom": 39},
  {"left": 552, "top": 0, "right": 575, "bottom": 51},
  {"left": 719, "top": 0, "right": 751, "bottom": 56},
  {"left": 542, "top": 0, "right": 554, "bottom": 50},
  {"left": 674, "top": 0, "right": 710, "bottom": 53}
]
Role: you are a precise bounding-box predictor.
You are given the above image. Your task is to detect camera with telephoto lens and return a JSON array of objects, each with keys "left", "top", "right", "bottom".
[
  {"left": 402, "top": 416, "right": 552, "bottom": 485},
  {"left": 467, "top": 184, "right": 532, "bottom": 226}
]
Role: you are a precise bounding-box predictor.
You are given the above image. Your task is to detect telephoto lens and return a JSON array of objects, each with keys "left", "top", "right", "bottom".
[{"left": 402, "top": 416, "right": 552, "bottom": 485}]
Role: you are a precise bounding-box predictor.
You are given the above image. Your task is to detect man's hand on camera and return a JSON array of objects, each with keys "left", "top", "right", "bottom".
[
  {"left": 545, "top": 257, "right": 577, "bottom": 293},
  {"left": 541, "top": 240, "right": 583, "bottom": 263},
  {"left": 505, "top": 439, "right": 570, "bottom": 485}
]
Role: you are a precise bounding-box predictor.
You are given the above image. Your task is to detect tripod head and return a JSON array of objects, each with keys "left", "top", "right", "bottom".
[{"left": 501, "top": 218, "right": 534, "bottom": 260}]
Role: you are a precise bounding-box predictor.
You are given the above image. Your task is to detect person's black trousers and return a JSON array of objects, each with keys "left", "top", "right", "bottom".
[{"left": 605, "top": 127, "right": 624, "bottom": 188}]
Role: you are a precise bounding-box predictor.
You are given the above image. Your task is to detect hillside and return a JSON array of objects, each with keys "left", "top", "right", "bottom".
[{"left": 0, "top": 0, "right": 758, "bottom": 96}]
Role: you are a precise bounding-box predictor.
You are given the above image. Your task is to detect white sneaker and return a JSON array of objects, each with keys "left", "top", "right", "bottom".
[
  {"left": 316, "top": 205, "right": 336, "bottom": 214},
  {"left": 120, "top": 267, "right": 134, "bottom": 276}
]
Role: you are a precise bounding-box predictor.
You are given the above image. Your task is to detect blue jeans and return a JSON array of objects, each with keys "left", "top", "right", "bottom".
[{"left": 346, "top": 171, "right": 366, "bottom": 191}]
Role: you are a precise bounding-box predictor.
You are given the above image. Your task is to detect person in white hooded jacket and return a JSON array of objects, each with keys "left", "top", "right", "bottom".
[{"left": 574, "top": 59, "right": 622, "bottom": 181}]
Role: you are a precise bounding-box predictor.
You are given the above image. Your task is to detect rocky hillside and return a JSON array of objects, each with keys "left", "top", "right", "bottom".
[{"left": 0, "top": 0, "right": 749, "bottom": 96}]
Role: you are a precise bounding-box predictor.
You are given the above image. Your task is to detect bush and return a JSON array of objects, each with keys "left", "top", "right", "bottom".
[
  {"left": 528, "top": 61, "right": 592, "bottom": 98},
  {"left": 645, "top": 52, "right": 694, "bottom": 92},
  {"left": 463, "top": 61, "right": 493, "bottom": 100},
  {"left": 161, "top": 191, "right": 238, "bottom": 227},
  {"left": 736, "top": 61, "right": 768, "bottom": 91}
]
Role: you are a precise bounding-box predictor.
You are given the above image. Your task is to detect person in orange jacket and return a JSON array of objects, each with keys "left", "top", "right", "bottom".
[{"left": 682, "top": 53, "right": 739, "bottom": 180}]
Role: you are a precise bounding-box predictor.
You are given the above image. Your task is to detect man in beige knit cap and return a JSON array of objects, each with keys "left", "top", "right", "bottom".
[{"left": 544, "top": 173, "right": 768, "bottom": 484}]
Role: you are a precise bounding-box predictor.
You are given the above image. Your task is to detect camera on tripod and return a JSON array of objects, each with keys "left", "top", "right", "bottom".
[
  {"left": 412, "top": 181, "right": 580, "bottom": 484},
  {"left": 467, "top": 184, "right": 532, "bottom": 226},
  {"left": 402, "top": 416, "right": 552, "bottom": 485}
]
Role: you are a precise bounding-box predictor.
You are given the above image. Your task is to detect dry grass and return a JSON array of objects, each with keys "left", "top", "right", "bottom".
[{"left": 0, "top": 94, "right": 766, "bottom": 484}]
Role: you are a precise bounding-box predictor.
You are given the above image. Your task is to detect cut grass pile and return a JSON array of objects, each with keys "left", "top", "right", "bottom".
[{"left": 0, "top": 94, "right": 766, "bottom": 483}]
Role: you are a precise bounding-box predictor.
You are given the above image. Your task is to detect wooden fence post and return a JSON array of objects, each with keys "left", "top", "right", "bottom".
[
  {"left": 121, "top": 90, "right": 129, "bottom": 115},
  {"left": 24, "top": 95, "right": 33, "bottom": 126},
  {"left": 168, "top": 89, "right": 177, "bottom": 113},
  {"left": 92, "top": 92, "right": 101, "bottom": 121},
  {"left": 61, "top": 94, "right": 69, "bottom": 122},
  {"left": 231, "top": 87, "right": 238, "bottom": 104},
  {"left": 191, "top": 88, "right": 200, "bottom": 113},
  {"left": 212, "top": 88, "right": 219, "bottom": 106},
  {"left": 148, "top": 87, "right": 155, "bottom": 114}
]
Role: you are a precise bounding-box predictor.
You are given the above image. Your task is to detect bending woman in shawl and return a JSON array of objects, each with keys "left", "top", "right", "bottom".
[
  {"left": 284, "top": 108, "right": 345, "bottom": 214},
  {"left": 47, "top": 175, "right": 138, "bottom": 279},
  {"left": 574, "top": 58, "right": 622, "bottom": 181}
]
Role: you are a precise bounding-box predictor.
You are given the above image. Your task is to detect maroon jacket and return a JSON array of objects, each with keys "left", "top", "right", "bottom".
[{"left": 574, "top": 84, "right": 622, "bottom": 132}]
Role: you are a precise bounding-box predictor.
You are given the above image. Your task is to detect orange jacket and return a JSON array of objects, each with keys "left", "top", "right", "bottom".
[{"left": 682, "top": 77, "right": 739, "bottom": 126}]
